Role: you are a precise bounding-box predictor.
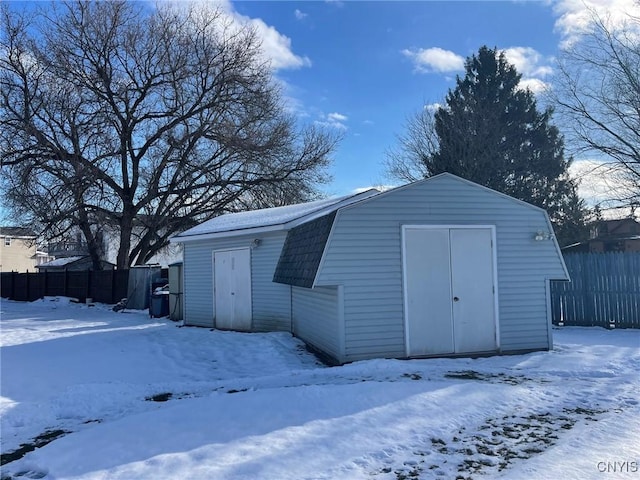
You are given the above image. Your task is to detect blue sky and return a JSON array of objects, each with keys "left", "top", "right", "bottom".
[
  {"left": 4, "top": 0, "right": 636, "bottom": 208},
  {"left": 221, "top": 0, "right": 636, "bottom": 202}
]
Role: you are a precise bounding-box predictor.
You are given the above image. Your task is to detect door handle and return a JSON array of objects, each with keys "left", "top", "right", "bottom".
[{"left": 453, "top": 296, "right": 459, "bottom": 302}]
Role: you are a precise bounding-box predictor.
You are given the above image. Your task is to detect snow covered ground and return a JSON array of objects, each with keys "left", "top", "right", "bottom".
[{"left": 1, "top": 298, "right": 638, "bottom": 480}]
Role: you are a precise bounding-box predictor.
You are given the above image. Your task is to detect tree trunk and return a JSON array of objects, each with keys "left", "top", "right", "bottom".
[{"left": 117, "top": 211, "right": 133, "bottom": 270}]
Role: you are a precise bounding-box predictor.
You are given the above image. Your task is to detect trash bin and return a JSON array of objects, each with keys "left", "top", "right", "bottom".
[{"left": 150, "top": 282, "right": 169, "bottom": 318}]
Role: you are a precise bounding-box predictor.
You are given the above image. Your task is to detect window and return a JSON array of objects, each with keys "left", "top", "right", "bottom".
[{"left": 4, "top": 237, "right": 11, "bottom": 246}]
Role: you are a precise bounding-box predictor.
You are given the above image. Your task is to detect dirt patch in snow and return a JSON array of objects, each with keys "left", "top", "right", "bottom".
[
  {"left": 373, "top": 406, "right": 607, "bottom": 479},
  {"left": 1, "top": 429, "right": 69, "bottom": 469}
]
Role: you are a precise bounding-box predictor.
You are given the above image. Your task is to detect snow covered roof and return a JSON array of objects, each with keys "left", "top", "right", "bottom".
[
  {"left": 37, "top": 256, "right": 86, "bottom": 267},
  {"left": 172, "top": 190, "right": 379, "bottom": 242}
]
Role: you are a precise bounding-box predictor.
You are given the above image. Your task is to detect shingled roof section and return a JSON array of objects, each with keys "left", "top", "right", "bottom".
[
  {"left": 0, "top": 227, "right": 36, "bottom": 238},
  {"left": 273, "top": 211, "right": 337, "bottom": 288}
]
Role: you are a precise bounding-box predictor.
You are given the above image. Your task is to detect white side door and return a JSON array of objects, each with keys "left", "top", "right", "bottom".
[
  {"left": 213, "top": 248, "right": 252, "bottom": 331},
  {"left": 450, "top": 228, "right": 497, "bottom": 353}
]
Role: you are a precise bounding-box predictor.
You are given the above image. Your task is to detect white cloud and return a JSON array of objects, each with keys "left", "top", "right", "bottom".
[
  {"left": 186, "top": 0, "right": 310, "bottom": 71},
  {"left": 502, "top": 47, "right": 554, "bottom": 94},
  {"left": 424, "top": 102, "right": 443, "bottom": 113},
  {"left": 315, "top": 112, "right": 349, "bottom": 129},
  {"left": 552, "top": 0, "right": 640, "bottom": 48},
  {"left": 327, "top": 112, "right": 348, "bottom": 122},
  {"left": 241, "top": 16, "right": 311, "bottom": 70},
  {"left": 503, "top": 47, "right": 553, "bottom": 79},
  {"left": 294, "top": 9, "right": 307, "bottom": 21},
  {"left": 402, "top": 47, "right": 465, "bottom": 73},
  {"left": 518, "top": 78, "right": 548, "bottom": 94},
  {"left": 569, "top": 159, "right": 628, "bottom": 212}
]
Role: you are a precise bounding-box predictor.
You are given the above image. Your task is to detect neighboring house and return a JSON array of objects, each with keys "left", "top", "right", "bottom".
[
  {"left": 36, "top": 256, "right": 115, "bottom": 272},
  {"left": 171, "top": 173, "right": 569, "bottom": 365},
  {"left": 48, "top": 225, "right": 182, "bottom": 268},
  {"left": 34, "top": 250, "right": 55, "bottom": 266},
  {"left": 47, "top": 235, "right": 91, "bottom": 258},
  {"left": 0, "top": 227, "right": 38, "bottom": 272},
  {"left": 562, "top": 218, "right": 640, "bottom": 253}
]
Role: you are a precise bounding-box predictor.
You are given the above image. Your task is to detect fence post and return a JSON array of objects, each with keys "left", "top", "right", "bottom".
[
  {"left": 111, "top": 269, "right": 116, "bottom": 304},
  {"left": 86, "top": 269, "right": 91, "bottom": 301},
  {"left": 11, "top": 271, "right": 16, "bottom": 300}
]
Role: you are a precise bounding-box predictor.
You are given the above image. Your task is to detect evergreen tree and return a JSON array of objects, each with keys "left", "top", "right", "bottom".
[{"left": 420, "top": 46, "right": 588, "bottom": 246}]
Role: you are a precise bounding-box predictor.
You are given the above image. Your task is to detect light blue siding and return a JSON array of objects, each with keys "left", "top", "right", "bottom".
[
  {"left": 292, "top": 286, "right": 341, "bottom": 363},
  {"left": 316, "top": 175, "right": 567, "bottom": 362},
  {"left": 183, "top": 232, "right": 291, "bottom": 330},
  {"left": 183, "top": 239, "right": 214, "bottom": 327}
]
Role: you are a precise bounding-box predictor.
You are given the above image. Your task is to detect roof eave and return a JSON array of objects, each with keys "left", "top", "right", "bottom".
[
  {"left": 170, "top": 189, "right": 380, "bottom": 244},
  {"left": 170, "top": 223, "right": 287, "bottom": 244}
]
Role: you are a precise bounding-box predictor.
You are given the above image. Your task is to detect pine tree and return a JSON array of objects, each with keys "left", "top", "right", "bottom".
[{"left": 425, "top": 46, "right": 587, "bottom": 246}]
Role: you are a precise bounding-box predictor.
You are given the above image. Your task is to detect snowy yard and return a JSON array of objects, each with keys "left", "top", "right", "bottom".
[{"left": 1, "top": 298, "right": 638, "bottom": 480}]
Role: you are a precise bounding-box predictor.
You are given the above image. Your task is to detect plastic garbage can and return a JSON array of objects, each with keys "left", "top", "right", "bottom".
[{"left": 150, "top": 287, "right": 170, "bottom": 318}]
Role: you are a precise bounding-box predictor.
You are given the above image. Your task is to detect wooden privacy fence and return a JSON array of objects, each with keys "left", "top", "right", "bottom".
[
  {"left": 551, "top": 252, "right": 640, "bottom": 328},
  {"left": 0, "top": 269, "right": 129, "bottom": 304}
]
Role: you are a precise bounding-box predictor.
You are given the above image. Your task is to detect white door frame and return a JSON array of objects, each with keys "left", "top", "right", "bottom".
[
  {"left": 212, "top": 247, "right": 252, "bottom": 330},
  {"left": 401, "top": 225, "right": 501, "bottom": 356}
]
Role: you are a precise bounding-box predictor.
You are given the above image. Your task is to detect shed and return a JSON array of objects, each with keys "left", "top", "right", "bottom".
[
  {"left": 171, "top": 173, "right": 569, "bottom": 364},
  {"left": 36, "top": 256, "right": 115, "bottom": 272}
]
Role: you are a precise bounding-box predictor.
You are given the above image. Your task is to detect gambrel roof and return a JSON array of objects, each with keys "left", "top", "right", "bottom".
[{"left": 272, "top": 212, "right": 336, "bottom": 288}]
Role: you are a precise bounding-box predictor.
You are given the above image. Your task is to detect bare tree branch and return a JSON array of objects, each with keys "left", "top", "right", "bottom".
[
  {"left": 1, "top": 1, "right": 337, "bottom": 268},
  {"left": 552, "top": 8, "right": 640, "bottom": 213}
]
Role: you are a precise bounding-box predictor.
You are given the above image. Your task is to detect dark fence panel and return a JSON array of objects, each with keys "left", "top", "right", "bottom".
[
  {"left": 91, "top": 270, "right": 113, "bottom": 304},
  {"left": 113, "top": 270, "right": 129, "bottom": 303},
  {"left": 0, "top": 272, "right": 15, "bottom": 299},
  {"left": 88, "top": 270, "right": 129, "bottom": 304},
  {"left": 551, "top": 252, "right": 640, "bottom": 328},
  {"left": 1, "top": 269, "right": 129, "bottom": 306},
  {"left": 13, "top": 273, "right": 28, "bottom": 302},
  {"left": 67, "top": 271, "right": 90, "bottom": 303},
  {"left": 28, "top": 273, "right": 45, "bottom": 302},
  {"left": 46, "top": 272, "right": 66, "bottom": 298}
]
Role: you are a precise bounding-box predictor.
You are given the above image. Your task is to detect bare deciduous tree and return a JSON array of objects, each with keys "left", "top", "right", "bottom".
[
  {"left": 1, "top": 1, "right": 338, "bottom": 269},
  {"left": 552, "top": 9, "right": 640, "bottom": 213},
  {"left": 384, "top": 104, "right": 441, "bottom": 183}
]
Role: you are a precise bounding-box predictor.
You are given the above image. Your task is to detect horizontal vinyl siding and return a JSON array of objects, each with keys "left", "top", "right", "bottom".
[
  {"left": 251, "top": 233, "right": 292, "bottom": 331},
  {"left": 292, "top": 286, "right": 341, "bottom": 362},
  {"left": 316, "top": 175, "right": 567, "bottom": 361},
  {"left": 183, "top": 241, "right": 215, "bottom": 327},
  {"left": 183, "top": 232, "right": 291, "bottom": 331}
]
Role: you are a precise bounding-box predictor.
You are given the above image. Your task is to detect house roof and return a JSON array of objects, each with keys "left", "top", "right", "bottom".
[
  {"left": 603, "top": 218, "right": 639, "bottom": 234},
  {"left": 174, "top": 173, "right": 551, "bottom": 245},
  {"left": 272, "top": 172, "right": 568, "bottom": 287},
  {"left": 273, "top": 212, "right": 336, "bottom": 288},
  {"left": 0, "top": 227, "right": 36, "bottom": 238},
  {"left": 171, "top": 189, "right": 379, "bottom": 242},
  {"left": 37, "top": 256, "right": 86, "bottom": 267},
  {"left": 36, "top": 256, "right": 116, "bottom": 270},
  {"left": 174, "top": 173, "right": 567, "bottom": 288}
]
